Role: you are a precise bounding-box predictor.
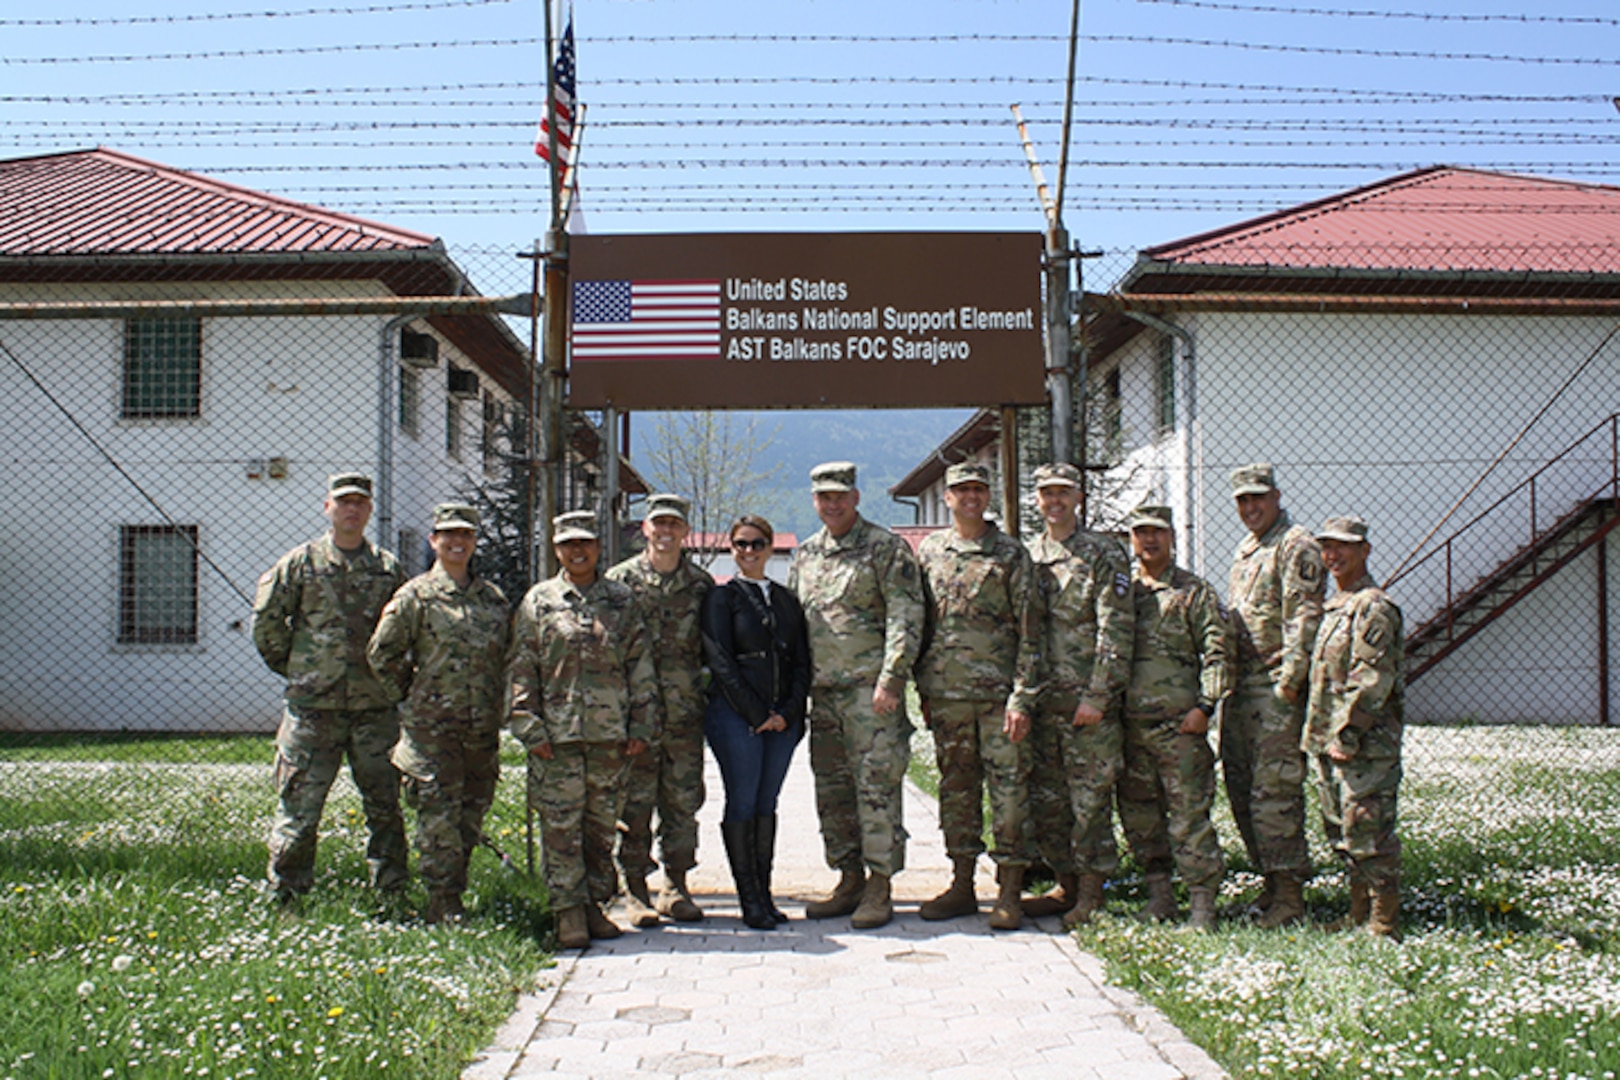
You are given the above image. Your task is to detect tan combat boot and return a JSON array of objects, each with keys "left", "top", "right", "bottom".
[
  {"left": 657, "top": 869, "right": 704, "bottom": 923},
  {"left": 805, "top": 867, "right": 866, "bottom": 919},
  {"left": 1022, "top": 872, "right": 1080, "bottom": 918},
  {"left": 1185, "top": 886, "right": 1217, "bottom": 932},
  {"left": 1367, "top": 881, "right": 1402, "bottom": 942},
  {"left": 622, "top": 874, "right": 661, "bottom": 928},
  {"left": 1139, "top": 872, "right": 1177, "bottom": 923},
  {"left": 1061, "top": 873, "right": 1107, "bottom": 930},
  {"left": 555, "top": 906, "right": 589, "bottom": 950},
  {"left": 988, "top": 865, "right": 1025, "bottom": 931},
  {"left": 584, "top": 902, "right": 623, "bottom": 940},
  {"left": 919, "top": 856, "right": 980, "bottom": 921},
  {"left": 850, "top": 872, "right": 893, "bottom": 930},
  {"left": 1326, "top": 878, "right": 1371, "bottom": 933},
  {"left": 1256, "top": 874, "right": 1305, "bottom": 929}
]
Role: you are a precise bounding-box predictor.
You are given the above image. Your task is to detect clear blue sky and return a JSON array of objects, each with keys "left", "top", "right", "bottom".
[{"left": 6, "top": 0, "right": 1616, "bottom": 280}]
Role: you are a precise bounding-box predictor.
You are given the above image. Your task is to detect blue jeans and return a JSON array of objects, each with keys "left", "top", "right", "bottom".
[{"left": 704, "top": 696, "right": 803, "bottom": 822}]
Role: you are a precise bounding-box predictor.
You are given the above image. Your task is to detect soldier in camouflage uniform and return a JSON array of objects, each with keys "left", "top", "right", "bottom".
[
  {"left": 914, "top": 461, "right": 1041, "bottom": 932},
  {"left": 789, "top": 462, "right": 925, "bottom": 930},
  {"left": 253, "top": 472, "right": 408, "bottom": 905},
  {"left": 1305, "top": 515, "right": 1405, "bottom": 940},
  {"left": 367, "top": 503, "right": 510, "bottom": 924},
  {"left": 1224, "top": 464, "right": 1326, "bottom": 927},
  {"left": 1021, "top": 463, "right": 1135, "bottom": 928},
  {"left": 1117, "top": 505, "right": 1234, "bottom": 931},
  {"left": 606, "top": 494, "right": 713, "bottom": 926},
  {"left": 508, "top": 510, "right": 660, "bottom": 950}
]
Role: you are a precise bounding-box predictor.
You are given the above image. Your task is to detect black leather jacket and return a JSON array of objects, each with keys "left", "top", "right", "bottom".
[{"left": 701, "top": 577, "right": 811, "bottom": 732}]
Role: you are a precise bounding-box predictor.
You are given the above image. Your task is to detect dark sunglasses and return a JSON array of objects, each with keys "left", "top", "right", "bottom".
[{"left": 732, "top": 537, "right": 769, "bottom": 551}]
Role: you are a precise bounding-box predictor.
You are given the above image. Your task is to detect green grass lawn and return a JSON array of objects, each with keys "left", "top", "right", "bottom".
[
  {"left": 0, "top": 737, "right": 552, "bottom": 1080},
  {"left": 909, "top": 722, "right": 1620, "bottom": 1080}
]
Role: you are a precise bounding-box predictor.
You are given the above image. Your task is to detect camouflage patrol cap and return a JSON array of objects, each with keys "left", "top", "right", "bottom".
[
  {"left": 328, "top": 472, "right": 374, "bottom": 499},
  {"left": 1316, "top": 514, "right": 1369, "bottom": 544},
  {"left": 553, "top": 510, "right": 600, "bottom": 543},
  {"left": 645, "top": 493, "right": 691, "bottom": 523},
  {"left": 944, "top": 461, "right": 992, "bottom": 488},
  {"left": 1127, "top": 504, "right": 1174, "bottom": 531},
  {"left": 1032, "top": 462, "right": 1081, "bottom": 489},
  {"left": 810, "top": 461, "right": 857, "bottom": 493},
  {"left": 431, "top": 502, "right": 480, "bottom": 532},
  {"left": 1230, "top": 463, "right": 1277, "bottom": 497}
]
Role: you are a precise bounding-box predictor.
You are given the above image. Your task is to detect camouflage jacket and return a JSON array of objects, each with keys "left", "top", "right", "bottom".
[
  {"left": 366, "top": 564, "right": 511, "bottom": 732},
  {"left": 1228, "top": 510, "right": 1326, "bottom": 694},
  {"left": 1303, "top": 573, "right": 1404, "bottom": 757},
  {"left": 1029, "top": 529, "right": 1135, "bottom": 717},
  {"left": 507, "top": 572, "right": 661, "bottom": 747},
  {"left": 606, "top": 550, "right": 713, "bottom": 720},
  {"left": 914, "top": 524, "right": 1041, "bottom": 714},
  {"left": 252, "top": 532, "right": 405, "bottom": 710},
  {"left": 1126, "top": 565, "right": 1235, "bottom": 722},
  {"left": 789, "top": 514, "right": 925, "bottom": 694}
]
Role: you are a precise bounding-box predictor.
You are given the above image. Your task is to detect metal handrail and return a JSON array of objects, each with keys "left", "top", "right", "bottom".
[{"left": 1388, "top": 414, "right": 1620, "bottom": 630}]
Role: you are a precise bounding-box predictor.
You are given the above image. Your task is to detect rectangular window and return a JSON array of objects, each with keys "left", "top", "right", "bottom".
[
  {"left": 482, "top": 393, "right": 500, "bottom": 473},
  {"left": 119, "top": 525, "right": 199, "bottom": 645},
  {"left": 399, "top": 366, "right": 420, "bottom": 436},
  {"left": 1155, "top": 334, "right": 1176, "bottom": 434},
  {"left": 1105, "top": 367, "right": 1123, "bottom": 448},
  {"left": 122, "top": 318, "right": 201, "bottom": 419},
  {"left": 446, "top": 397, "right": 464, "bottom": 460}
]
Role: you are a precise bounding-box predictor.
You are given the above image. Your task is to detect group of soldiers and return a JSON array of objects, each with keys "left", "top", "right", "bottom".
[{"left": 251, "top": 454, "right": 1405, "bottom": 947}]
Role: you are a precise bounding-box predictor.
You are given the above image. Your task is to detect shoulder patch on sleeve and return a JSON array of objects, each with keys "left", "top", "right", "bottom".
[{"left": 1113, "top": 571, "right": 1130, "bottom": 597}]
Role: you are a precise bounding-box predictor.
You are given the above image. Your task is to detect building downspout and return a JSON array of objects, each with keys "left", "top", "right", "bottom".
[{"left": 1120, "top": 310, "right": 1200, "bottom": 573}]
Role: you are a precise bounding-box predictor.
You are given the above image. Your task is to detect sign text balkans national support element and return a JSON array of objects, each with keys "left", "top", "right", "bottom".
[{"left": 566, "top": 233, "right": 1045, "bottom": 410}]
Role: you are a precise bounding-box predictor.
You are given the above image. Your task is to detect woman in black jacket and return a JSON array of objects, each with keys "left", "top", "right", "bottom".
[{"left": 701, "top": 514, "right": 812, "bottom": 929}]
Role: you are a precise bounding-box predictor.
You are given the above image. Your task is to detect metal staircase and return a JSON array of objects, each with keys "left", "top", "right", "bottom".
[{"left": 1388, "top": 415, "right": 1620, "bottom": 682}]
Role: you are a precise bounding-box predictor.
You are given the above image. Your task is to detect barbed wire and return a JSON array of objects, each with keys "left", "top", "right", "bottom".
[
  {"left": 7, "top": 32, "right": 1617, "bottom": 67},
  {"left": 193, "top": 158, "right": 1619, "bottom": 173},
  {"left": 1132, "top": 0, "right": 1620, "bottom": 28},
  {"left": 0, "top": 0, "right": 510, "bottom": 28}
]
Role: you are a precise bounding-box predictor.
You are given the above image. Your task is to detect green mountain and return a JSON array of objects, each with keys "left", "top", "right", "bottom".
[{"left": 628, "top": 407, "right": 977, "bottom": 541}]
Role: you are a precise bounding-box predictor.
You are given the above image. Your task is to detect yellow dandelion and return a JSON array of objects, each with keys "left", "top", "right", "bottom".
[
  {"left": 1498, "top": 900, "right": 1514, "bottom": 914},
  {"left": 375, "top": 967, "right": 387, "bottom": 976},
  {"left": 147, "top": 931, "right": 158, "bottom": 939},
  {"left": 327, "top": 1006, "right": 344, "bottom": 1019},
  {"left": 266, "top": 994, "right": 279, "bottom": 1004}
]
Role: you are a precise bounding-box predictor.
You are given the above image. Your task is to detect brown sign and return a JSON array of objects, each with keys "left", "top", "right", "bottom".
[{"left": 566, "top": 232, "right": 1046, "bottom": 409}]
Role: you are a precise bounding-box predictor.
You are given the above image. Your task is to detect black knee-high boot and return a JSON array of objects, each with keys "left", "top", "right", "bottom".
[
  {"left": 754, "top": 813, "right": 788, "bottom": 923},
  {"left": 721, "top": 818, "right": 775, "bottom": 930}
]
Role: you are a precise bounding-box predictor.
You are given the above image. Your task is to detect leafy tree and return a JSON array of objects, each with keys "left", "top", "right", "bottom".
[{"left": 640, "top": 411, "right": 786, "bottom": 566}]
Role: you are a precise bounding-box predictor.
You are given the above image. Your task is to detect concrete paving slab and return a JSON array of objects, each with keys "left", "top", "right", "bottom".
[{"left": 465, "top": 748, "right": 1226, "bottom": 1079}]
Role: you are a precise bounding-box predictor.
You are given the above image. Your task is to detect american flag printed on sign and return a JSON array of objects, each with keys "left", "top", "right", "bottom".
[{"left": 571, "top": 280, "right": 722, "bottom": 360}]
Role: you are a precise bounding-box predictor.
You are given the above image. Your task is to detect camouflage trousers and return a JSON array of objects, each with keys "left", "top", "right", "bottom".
[
  {"left": 808, "top": 685, "right": 913, "bottom": 877},
  {"left": 1313, "top": 725, "right": 1402, "bottom": 890},
  {"left": 927, "top": 699, "right": 1029, "bottom": 869},
  {"left": 267, "top": 705, "right": 407, "bottom": 895},
  {"left": 617, "top": 709, "right": 706, "bottom": 881},
  {"left": 1221, "top": 668, "right": 1312, "bottom": 879},
  {"left": 393, "top": 722, "right": 500, "bottom": 897},
  {"left": 530, "top": 741, "right": 631, "bottom": 910},
  {"left": 1118, "top": 713, "right": 1223, "bottom": 888},
  {"left": 1024, "top": 698, "right": 1122, "bottom": 878}
]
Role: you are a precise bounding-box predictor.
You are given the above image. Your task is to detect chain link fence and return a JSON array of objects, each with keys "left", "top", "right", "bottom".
[{"left": 2, "top": 238, "right": 1618, "bottom": 845}]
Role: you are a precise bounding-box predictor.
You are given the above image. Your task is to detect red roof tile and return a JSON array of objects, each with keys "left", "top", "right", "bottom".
[
  {"left": 1142, "top": 166, "right": 1620, "bottom": 275},
  {"left": 0, "top": 147, "right": 437, "bottom": 256}
]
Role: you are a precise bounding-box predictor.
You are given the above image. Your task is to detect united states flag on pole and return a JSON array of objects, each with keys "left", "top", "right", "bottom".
[
  {"left": 534, "top": 17, "right": 576, "bottom": 161},
  {"left": 572, "top": 280, "right": 722, "bottom": 360}
]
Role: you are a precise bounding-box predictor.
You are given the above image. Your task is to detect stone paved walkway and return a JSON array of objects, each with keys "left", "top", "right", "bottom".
[{"left": 465, "top": 752, "right": 1225, "bottom": 1079}]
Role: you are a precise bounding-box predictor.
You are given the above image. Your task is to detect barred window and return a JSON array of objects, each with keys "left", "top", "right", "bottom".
[
  {"left": 399, "top": 366, "right": 420, "bottom": 436},
  {"left": 119, "top": 525, "right": 199, "bottom": 645},
  {"left": 122, "top": 318, "right": 201, "bottom": 419}
]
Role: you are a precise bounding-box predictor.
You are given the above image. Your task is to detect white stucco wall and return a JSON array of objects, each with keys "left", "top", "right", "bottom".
[{"left": 0, "top": 291, "right": 517, "bottom": 732}]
